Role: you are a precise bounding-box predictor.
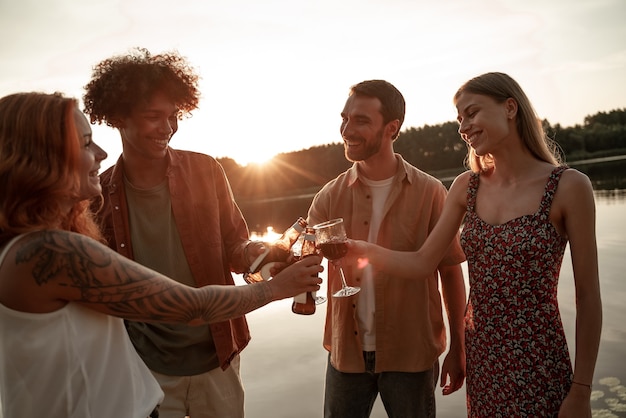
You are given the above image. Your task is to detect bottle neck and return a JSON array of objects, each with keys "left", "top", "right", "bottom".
[{"left": 276, "top": 218, "right": 307, "bottom": 250}]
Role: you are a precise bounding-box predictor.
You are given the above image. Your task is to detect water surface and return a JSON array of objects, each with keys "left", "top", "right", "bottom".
[{"left": 238, "top": 190, "right": 626, "bottom": 417}]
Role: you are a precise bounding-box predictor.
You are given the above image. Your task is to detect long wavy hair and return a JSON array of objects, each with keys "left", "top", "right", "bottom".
[
  {"left": 453, "top": 72, "right": 561, "bottom": 172},
  {"left": 0, "top": 92, "right": 103, "bottom": 242}
]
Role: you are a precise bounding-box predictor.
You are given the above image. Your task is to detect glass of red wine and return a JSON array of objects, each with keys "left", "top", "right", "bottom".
[{"left": 313, "top": 218, "right": 360, "bottom": 298}]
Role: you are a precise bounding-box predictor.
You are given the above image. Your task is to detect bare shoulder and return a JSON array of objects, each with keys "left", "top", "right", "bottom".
[
  {"left": 447, "top": 170, "right": 473, "bottom": 205},
  {"left": 0, "top": 229, "right": 108, "bottom": 312},
  {"left": 552, "top": 168, "right": 595, "bottom": 225},
  {"left": 20, "top": 228, "right": 96, "bottom": 244},
  {"left": 557, "top": 167, "right": 594, "bottom": 198},
  {"left": 450, "top": 170, "right": 473, "bottom": 186},
  {"left": 4, "top": 229, "right": 92, "bottom": 264},
  {"left": 12, "top": 230, "right": 117, "bottom": 288},
  {"left": 17, "top": 229, "right": 111, "bottom": 263}
]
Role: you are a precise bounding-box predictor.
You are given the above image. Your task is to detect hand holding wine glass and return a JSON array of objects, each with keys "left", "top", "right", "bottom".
[{"left": 313, "top": 218, "right": 360, "bottom": 298}]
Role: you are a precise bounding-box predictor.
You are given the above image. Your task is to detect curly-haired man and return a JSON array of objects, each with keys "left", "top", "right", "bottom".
[{"left": 84, "top": 48, "right": 263, "bottom": 418}]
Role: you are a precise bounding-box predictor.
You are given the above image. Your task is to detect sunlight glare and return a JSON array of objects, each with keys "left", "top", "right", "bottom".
[
  {"left": 234, "top": 151, "right": 275, "bottom": 167},
  {"left": 250, "top": 226, "right": 282, "bottom": 242}
]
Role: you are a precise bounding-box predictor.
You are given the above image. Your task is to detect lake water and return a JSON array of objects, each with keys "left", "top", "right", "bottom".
[
  {"left": 237, "top": 187, "right": 626, "bottom": 417},
  {"left": 2, "top": 164, "right": 622, "bottom": 418}
]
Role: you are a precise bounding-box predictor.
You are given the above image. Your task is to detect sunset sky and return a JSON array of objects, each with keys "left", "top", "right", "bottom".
[
  {"left": 1, "top": 0, "right": 624, "bottom": 166},
  {"left": 1, "top": 3, "right": 625, "bottom": 416}
]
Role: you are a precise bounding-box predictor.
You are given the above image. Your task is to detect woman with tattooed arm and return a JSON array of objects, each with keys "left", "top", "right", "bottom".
[{"left": 0, "top": 92, "right": 323, "bottom": 418}]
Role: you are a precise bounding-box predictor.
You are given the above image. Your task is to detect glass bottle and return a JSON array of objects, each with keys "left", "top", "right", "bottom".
[
  {"left": 291, "top": 227, "right": 317, "bottom": 315},
  {"left": 243, "top": 217, "right": 307, "bottom": 284}
]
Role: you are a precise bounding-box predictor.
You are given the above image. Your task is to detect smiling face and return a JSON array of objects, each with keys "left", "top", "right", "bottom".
[
  {"left": 340, "top": 95, "right": 387, "bottom": 162},
  {"left": 118, "top": 91, "right": 179, "bottom": 161},
  {"left": 455, "top": 91, "right": 516, "bottom": 156},
  {"left": 74, "top": 106, "right": 107, "bottom": 200}
]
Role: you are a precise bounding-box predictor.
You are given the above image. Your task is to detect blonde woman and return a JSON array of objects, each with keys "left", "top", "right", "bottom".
[{"left": 348, "top": 73, "right": 601, "bottom": 417}]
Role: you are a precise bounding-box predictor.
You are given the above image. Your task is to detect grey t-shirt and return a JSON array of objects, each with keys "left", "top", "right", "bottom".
[{"left": 124, "top": 177, "right": 219, "bottom": 375}]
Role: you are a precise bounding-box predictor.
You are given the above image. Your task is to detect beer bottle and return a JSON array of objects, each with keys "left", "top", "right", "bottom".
[
  {"left": 244, "top": 217, "right": 307, "bottom": 284},
  {"left": 291, "top": 227, "right": 317, "bottom": 315}
]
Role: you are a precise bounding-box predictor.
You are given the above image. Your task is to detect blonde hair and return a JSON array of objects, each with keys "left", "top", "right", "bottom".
[
  {"left": 0, "top": 92, "right": 103, "bottom": 241},
  {"left": 454, "top": 72, "right": 561, "bottom": 172}
]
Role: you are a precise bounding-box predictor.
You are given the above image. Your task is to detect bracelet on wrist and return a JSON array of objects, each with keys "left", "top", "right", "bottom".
[{"left": 572, "top": 381, "right": 592, "bottom": 389}]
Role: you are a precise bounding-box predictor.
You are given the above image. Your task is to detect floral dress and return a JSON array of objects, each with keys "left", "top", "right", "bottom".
[{"left": 461, "top": 166, "right": 573, "bottom": 417}]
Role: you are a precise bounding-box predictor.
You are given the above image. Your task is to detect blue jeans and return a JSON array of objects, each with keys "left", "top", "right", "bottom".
[{"left": 324, "top": 352, "right": 438, "bottom": 418}]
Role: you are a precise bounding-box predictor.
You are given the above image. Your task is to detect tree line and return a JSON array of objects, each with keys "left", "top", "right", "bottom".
[{"left": 218, "top": 108, "right": 626, "bottom": 231}]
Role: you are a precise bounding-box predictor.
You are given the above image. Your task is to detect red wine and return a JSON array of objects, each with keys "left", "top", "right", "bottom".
[{"left": 319, "top": 242, "right": 347, "bottom": 260}]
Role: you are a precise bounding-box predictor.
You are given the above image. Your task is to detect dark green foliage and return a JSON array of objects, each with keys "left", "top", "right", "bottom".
[
  {"left": 584, "top": 109, "right": 626, "bottom": 126},
  {"left": 548, "top": 108, "right": 626, "bottom": 160}
]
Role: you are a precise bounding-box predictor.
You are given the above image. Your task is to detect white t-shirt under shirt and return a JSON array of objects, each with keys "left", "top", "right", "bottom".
[{"left": 357, "top": 175, "right": 394, "bottom": 351}]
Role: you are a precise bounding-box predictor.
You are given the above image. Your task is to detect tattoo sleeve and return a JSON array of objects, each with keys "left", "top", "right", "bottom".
[{"left": 16, "top": 230, "right": 274, "bottom": 324}]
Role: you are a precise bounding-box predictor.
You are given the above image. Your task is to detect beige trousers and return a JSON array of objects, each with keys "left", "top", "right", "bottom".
[{"left": 151, "top": 355, "right": 245, "bottom": 418}]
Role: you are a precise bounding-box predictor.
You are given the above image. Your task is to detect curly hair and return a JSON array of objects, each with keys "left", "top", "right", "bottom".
[
  {"left": 83, "top": 47, "right": 200, "bottom": 127},
  {"left": 0, "top": 92, "right": 103, "bottom": 242},
  {"left": 453, "top": 72, "right": 561, "bottom": 173}
]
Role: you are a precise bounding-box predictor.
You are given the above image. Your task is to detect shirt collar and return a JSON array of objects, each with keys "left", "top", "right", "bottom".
[
  {"left": 346, "top": 154, "right": 412, "bottom": 187},
  {"left": 105, "top": 147, "right": 177, "bottom": 186}
]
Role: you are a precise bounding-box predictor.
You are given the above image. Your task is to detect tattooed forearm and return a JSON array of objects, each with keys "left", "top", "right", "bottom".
[
  {"left": 81, "top": 273, "right": 276, "bottom": 324},
  {"left": 193, "top": 280, "right": 274, "bottom": 325},
  {"left": 16, "top": 230, "right": 276, "bottom": 324}
]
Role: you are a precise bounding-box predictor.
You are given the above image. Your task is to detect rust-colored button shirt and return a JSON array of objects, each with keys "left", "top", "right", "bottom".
[
  {"left": 308, "top": 155, "right": 466, "bottom": 373},
  {"left": 97, "top": 149, "right": 251, "bottom": 370}
]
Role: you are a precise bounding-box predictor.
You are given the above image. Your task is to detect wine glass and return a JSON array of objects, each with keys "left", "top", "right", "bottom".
[{"left": 313, "top": 218, "right": 360, "bottom": 298}]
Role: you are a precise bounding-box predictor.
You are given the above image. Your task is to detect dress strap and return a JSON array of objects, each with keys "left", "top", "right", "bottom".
[
  {"left": 538, "top": 165, "right": 569, "bottom": 218},
  {"left": 466, "top": 172, "right": 480, "bottom": 213},
  {"left": 0, "top": 234, "right": 24, "bottom": 266}
]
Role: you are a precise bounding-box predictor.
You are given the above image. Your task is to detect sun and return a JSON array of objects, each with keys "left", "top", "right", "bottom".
[{"left": 233, "top": 149, "right": 276, "bottom": 167}]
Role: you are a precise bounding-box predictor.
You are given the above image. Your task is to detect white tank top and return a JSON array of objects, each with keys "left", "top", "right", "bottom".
[{"left": 0, "top": 234, "right": 163, "bottom": 418}]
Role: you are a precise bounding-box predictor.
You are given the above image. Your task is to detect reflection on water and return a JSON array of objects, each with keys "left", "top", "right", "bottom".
[
  {"left": 593, "top": 378, "right": 626, "bottom": 416},
  {"left": 595, "top": 188, "right": 626, "bottom": 203},
  {"left": 586, "top": 186, "right": 626, "bottom": 417},
  {"left": 569, "top": 155, "right": 626, "bottom": 191}
]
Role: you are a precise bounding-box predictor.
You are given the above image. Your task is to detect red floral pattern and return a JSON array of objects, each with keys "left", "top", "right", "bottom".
[{"left": 461, "top": 166, "right": 572, "bottom": 417}]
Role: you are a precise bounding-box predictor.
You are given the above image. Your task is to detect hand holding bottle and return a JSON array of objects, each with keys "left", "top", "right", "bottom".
[
  {"left": 244, "top": 217, "right": 308, "bottom": 283},
  {"left": 267, "top": 255, "right": 324, "bottom": 301},
  {"left": 244, "top": 241, "right": 268, "bottom": 266}
]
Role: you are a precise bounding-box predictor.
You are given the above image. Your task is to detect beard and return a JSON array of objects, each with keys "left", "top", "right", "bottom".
[{"left": 344, "top": 128, "right": 384, "bottom": 162}]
